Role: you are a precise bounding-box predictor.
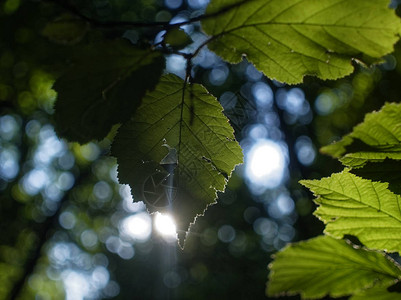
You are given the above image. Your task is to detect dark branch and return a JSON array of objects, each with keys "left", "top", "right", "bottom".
[{"left": 42, "top": 0, "right": 248, "bottom": 30}]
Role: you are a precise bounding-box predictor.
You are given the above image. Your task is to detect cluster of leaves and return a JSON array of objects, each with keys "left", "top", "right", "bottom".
[
  {"left": 268, "top": 103, "right": 401, "bottom": 299},
  {"left": 48, "top": 0, "right": 401, "bottom": 297}
]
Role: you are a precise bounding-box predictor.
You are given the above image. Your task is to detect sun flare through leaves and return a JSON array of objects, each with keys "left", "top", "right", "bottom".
[{"left": 112, "top": 74, "right": 243, "bottom": 246}]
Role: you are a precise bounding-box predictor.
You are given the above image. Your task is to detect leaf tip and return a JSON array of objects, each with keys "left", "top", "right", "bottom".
[{"left": 177, "top": 231, "right": 187, "bottom": 249}]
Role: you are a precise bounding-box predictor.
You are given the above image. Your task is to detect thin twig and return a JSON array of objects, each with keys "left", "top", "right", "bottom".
[{"left": 43, "top": 0, "right": 248, "bottom": 30}]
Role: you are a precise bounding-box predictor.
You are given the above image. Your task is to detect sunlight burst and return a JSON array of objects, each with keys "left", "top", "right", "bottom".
[{"left": 154, "top": 213, "right": 177, "bottom": 237}]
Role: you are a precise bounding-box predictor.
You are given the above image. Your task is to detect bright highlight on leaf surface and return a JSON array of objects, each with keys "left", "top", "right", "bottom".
[
  {"left": 53, "top": 39, "right": 164, "bottom": 143},
  {"left": 267, "top": 235, "right": 401, "bottom": 299},
  {"left": 202, "top": 0, "right": 401, "bottom": 84},
  {"left": 301, "top": 170, "right": 401, "bottom": 253},
  {"left": 112, "top": 74, "right": 243, "bottom": 246}
]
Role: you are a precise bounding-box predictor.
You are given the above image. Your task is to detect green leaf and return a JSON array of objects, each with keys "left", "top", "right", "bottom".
[
  {"left": 321, "top": 103, "right": 401, "bottom": 167},
  {"left": 301, "top": 170, "right": 401, "bottom": 253},
  {"left": 202, "top": 0, "right": 401, "bottom": 84},
  {"left": 350, "top": 286, "right": 401, "bottom": 300},
  {"left": 351, "top": 159, "right": 401, "bottom": 195},
  {"left": 267, "top": 235, "right": 401, "bottom": 299},
  {"left": 164, "top": 28, "right": 193, "bottom": 49},
  {"left": 111, "top": 74, "right": 243, "bottom": 246},
  {"left": 42, "top": 14, "right": 88, "bottom": 45},
  {"left": 53, "top": 39, "right": 164, "bottom": 144},
  {"left": 341, "top": 152, "right": 401, "bottom": 168}
]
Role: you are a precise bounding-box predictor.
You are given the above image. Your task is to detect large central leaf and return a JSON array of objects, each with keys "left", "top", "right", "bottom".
[
  {"left": 202, "top": 0, "right": 401, "bottom": 83},
  {"left": 301, "top": 170, "right": 401, "bottom": 253},
  {"left": 267, "top": 235, "right": 401, "bottom": 299},
  {"left": 112, "top": 74, "right": 243, "bottom": 245}
]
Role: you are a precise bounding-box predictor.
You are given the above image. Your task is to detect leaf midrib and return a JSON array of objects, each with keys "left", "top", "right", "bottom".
[
  {"left": 219, "top": 21, "right": 394, "bottom": 37},
  {"left": 275, "top": 250, "right": 401, "bottom": 280}
]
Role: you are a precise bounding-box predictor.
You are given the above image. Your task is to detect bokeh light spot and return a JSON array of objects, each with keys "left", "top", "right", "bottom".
[
  {"left": 217, "top": 225, "right": 236, "bottom": 243},
  {"left": 166, "top": 54, "right": 186, "bottom": 78},
  {"left": 187, "top": 0, "right": 209, "bottom": 9},
  {"left": 253, "top": 218, "right": 277, "bottom": 238},
  {"left": 245, "top": 140, "right": 286, "bottom": 192},
  {"left": 315, "top": 93, "right": 334, "bottom": 115},
  {"left": 165, "top": 0, "right": 182, "bottom": 9},
  {"left": 81, "top": 230, "right": 98, "bottom": 249},
  {"left": 295, "top": 136, "right": 316, "bottom": 166},
  {"left": 0, "top": 147, "right": 19, "bottom": 180},
  {"left": 252, "top": 82, "right": 273, "bottom": 107},
  {"left": 120, "top": 212, "right": 152, "bottom": 242},
  {"left": 163, "top": 271, "right": 181, "bottom": 288},
  {"left": 209, "top": 65, "right": 229, "bottom": 86},
  {"left": 59, "top": 211, "right": 76, "bottom": 230}
]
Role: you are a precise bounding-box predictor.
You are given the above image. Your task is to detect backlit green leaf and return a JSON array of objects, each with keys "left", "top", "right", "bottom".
[
  {"left": 42, "top": 14, "right": 88, "bottom": 45},
  {"left": 111, "top": 74, "right": 243, "bottom": 246},
  {"left": 267, "top": 235, "right": 401, "bottom": 299},
  {"left": 53, "top": 39, "right": 164, "bottom": 143},
  {"left": 164, "top": 28, "right": 193, "bottom": 49},
  {"left": 351, "top": 159, "right": 401, "bottom": 195},
  {"left": 202, "top": 0, "right": 401, "bottom": 84},
  {"left": 341, "top": 152, "right": 401, "bottom": 168},
  {"left": 301, "top": 170, "right": 401, "bottom": 253},
  {"left": 321, "top": 103, "right": 401, "bottom": 167}
]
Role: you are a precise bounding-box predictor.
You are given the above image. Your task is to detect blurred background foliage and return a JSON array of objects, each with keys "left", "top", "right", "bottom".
[{"left": 1, "top": 0, "right": 401, "bottom": 299}]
